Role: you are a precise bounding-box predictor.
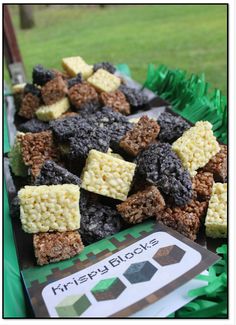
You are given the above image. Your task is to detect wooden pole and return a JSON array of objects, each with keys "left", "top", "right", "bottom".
[{"left": 3, "top": 4, "right": 26, "bottom": 84}]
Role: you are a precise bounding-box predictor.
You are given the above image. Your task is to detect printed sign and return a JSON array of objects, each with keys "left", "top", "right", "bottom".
[{"left": 21, "top": 221, "right": 219, "bottom": 317}]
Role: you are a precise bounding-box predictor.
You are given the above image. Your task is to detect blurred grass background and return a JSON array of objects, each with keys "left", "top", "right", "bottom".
[{"left": 5, "top": 4, "right": 227, "bottom": 95}]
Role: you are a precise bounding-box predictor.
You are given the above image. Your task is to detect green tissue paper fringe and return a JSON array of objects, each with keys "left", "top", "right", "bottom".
[
  {"left": 143, "top": 64, "right": 227, "bottom": 144},
  {"left": 174, "top": 244, "right": 227, "bottom": 318}
]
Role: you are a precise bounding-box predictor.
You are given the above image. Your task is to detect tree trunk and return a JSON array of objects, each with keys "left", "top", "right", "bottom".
[{"left": 19, "top": 5, "right": 35, "bottom": 29}]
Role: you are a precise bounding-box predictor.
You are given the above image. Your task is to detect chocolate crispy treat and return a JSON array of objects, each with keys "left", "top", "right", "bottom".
[
  {"left": 192, "top": 171, "right": 214, "bottom": 201},
  {"left": 136, "top": 143, "right": 193, "bottom": 206},
  {"left": 157, "top": 200, "right": 208, "bottom": 240},
  {"left": 18, "top": 118, "right": 50, "bottom": 133},
  {"left": 100, "top": 90, "right": 130, "bottom": 115},
  {"left": 119, "top": 84, "right": 148, "bottom": 107},
  {"left": 93, "top": 62, "right": 116, "bottom": 74},
  {"left": 79, "top": 202, "right": 122, "bottom": 244},
  {"left": 18, "top": 93, "right": 41, "bottom": 119},
  {"left": 88, "top": 107, "right": 132, "bottom": 149},
  {"left": 119, "top": 116, "right": 160, "bottom": 156},
  {"left": 34, "top": 160, "right": 81, "bottom": 186},
  {"left": 32, "top": 64, "right": 55, "bottom": 86},
  {"left": 67, "top": 73, "right": 83, "bottom": 89},
  {"left": 117, "top": 186, "right": 165, "bottom": 224},
  {"left": 33, "top": 231, "right": 84, "bottom": 266},
  {"left": 41, "top": 76, "right": 67, "bottom": 105},
  {"left": 69, "top": 124, "right": 110, "bottom": 160},
  {"left": 68, "top": 82, "right": 99, "bottom": 110},
  {"left": 202, "top": 145, "right": 227, "bottom": 183},
  {"left": 21, "top": 130, "right": 60, "bottom": 178},
  {"left": 50, "top": 115, "right": 87, "bottom": 142},
  {"left": 157, "top": 112, "right": 191, "bottom": 143}
]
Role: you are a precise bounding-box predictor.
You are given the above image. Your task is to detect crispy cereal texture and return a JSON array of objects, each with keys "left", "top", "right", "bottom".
[
  {"left": 119, "top": 115, "right": 160, "bottom": 156},
  {"left": 21, "top": 130, "right": 59, "bottom": 178},
  {"left": 9, "top": 132, "right": 28, "bottom": 177},
  {"left": 33, "top": 231, "right": 84, "bottom": 265},
  {"left": 87, "top": 69, "right": 121, "bottom": 93},
  {"left": 36, "top": 97, "right": 70, "bottom": 121},
  {"left": 117, "top": 186, "right": 165, "bottom": 224},
  {"left": 81, "top": 149, "right": 136, "bottom": 201},
  {"left": 202, "top": 144, "right": 227, "bottom": 183},
  {"left": 62, "top": 56, "right": 93, "bottom": 79},
  {"left": 205, "top": 183, "right": 227, "bottom": 238},
  {"left": 172, "top": 121, "right": 220, "bottom": 176},
  {"left": 18, "top": 184, "right": 81, "bottom": 233}
]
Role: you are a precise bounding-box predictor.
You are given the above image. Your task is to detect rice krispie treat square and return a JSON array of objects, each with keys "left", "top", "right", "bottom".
[
  {"left": 36, "top": 97, "right": 70, "bottom": 121},
  {"left": 202, "top": 144, "right": 227, "bottom": 183},
  {"left": 119, "top": 115, "right": 160, "bottom": 156},
  {"left": 68, "top": 82, "right": 99, "bottom": 110},
  {"left": 81, "top": 149, "right": 136, "bottom": 201},
  {"left": 62, "top": 56, "right": 93, "bottom": 79},
  {"left": 157, "top": 200, "right": 208, "bottom": 241},
  {"left": 205, "top": 183, "right": 227, "bottom": 238},
  {"left": 192, "top": 171, "right": 214, "bottom": 202},
  {"left": 21, "top": 130, "right": 59, "bottom": 177},
  {"left": 18, "top": 184, "right": 81, "bottom": 233},
  {"left": 87, "top": 69, "right": 121, "bottom": 93},
  {"left": 117, "top": 186, "right": 165, "bottom": 224},
  {"left": 172, "top": 121, "right": 220, "bottom": 176},
  {"left": 19, "top": 93, "right": 41, "bottom": 119},
  {"left": 9, "top": 132, "right": 28, "bottom": 177},
  {"left": 33, "top": 231, "right": 84, "bottom": 265},
  {"left": 100, "top": 90, "right": 130, "bottom": 115},
  {"left": 41, "top": 76, "right": 67, "bottom": 105}
]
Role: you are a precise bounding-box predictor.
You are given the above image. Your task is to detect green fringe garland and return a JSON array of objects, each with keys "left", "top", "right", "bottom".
[
  {"left": 143, "top": 64, "right": 227, "bottom": 144},
  {"left": 175, "top": 245, "right": 227, "bottom": 318}
]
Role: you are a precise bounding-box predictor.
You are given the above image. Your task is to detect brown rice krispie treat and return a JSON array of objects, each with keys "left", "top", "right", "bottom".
[
  {"left": 21, "top": 130, "right": 60, "bottom": 177},
  {"left": 68, "top": 82, "right": 99, "bottom": 110},
  {"left": 18, "top": 93, "right": 41, "bottom": 119},
  {"left": 157, "top": 200, "right": 208, "bottom": 240},
  {"left": 41, "top": 76, "right": 68, "bottom": 105},
  {"left": 117, "top": 186, "right": 165, "bottom": 224},
  {"left": 100, "top": 90, "right": 130, "bottom": 115},
  {"left": 119, "top": 115, "right": 160, "bottom": 156},
  {"left": 33, "top": 231, "right": 84, "bottom": 265},
  {"left": 192, "top": 171, "right": 214, "bottom": 202},
  {"left": 201, "top": 144, "right": 227, "bottom": 183}
]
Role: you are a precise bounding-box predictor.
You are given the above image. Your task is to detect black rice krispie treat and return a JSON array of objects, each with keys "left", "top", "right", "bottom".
[
  {"left": 119, "top": 84, "right": 149, "bottom": 109},
  {"left": 88, "top": 107, "right": 133, "bottom": 150},
  {"left": 157, "top": 111, "right": 191, "bottom": 143},
  {"left": 93, "top": 61, "right": 116, "bottom": 74},
  {"left": 80, "top": 200, "right": 123, "bottom": 244},
  {"left": 136, "top": 143, "right": 193, "bottom": 206},
  {"left": 18, "top": 118, "right": 50, "bottom": 133},
  {"left": 34, "top": 160, "right": 81, "bottom": 186},
  {"left": 119, "top": 115, "right": 160, "bottom": 156},
  {"left": 32, "top": 64, "right": 55, "bottom": 86}
]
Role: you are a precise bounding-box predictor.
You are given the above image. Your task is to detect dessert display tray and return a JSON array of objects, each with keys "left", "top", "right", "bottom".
[{"left": 4, "top": 74, "right": 226, "bottom": 317}]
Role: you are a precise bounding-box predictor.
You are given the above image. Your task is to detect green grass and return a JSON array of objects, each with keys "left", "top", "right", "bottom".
[{"left": 5, "top": 4, "right": 227, "bottom": 95}]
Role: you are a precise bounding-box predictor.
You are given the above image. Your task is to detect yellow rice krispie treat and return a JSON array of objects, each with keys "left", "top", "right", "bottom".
[
  {"left": 36, "top": 97, "right": 70, "bottom": 121},
  {"left": 172, "top": 121, "right": 220, "bottom": 176},
  {"left": 205, "top": 183, "right": 227, "bottom": 238},
  {"left": 81, "top": 149, "right": 136, "bottom": 201},
  {"left": 87, "top": 69, "right": 121, "bottom": 93},
  {"left": 62, "top": 56, "right": 93, "bottom": 79},
  {"left": 9, "top": 132, "right": 28, "bottom": 177},
  {"left": 18, "top": 184, "right": 81, "bottom": 233}
]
